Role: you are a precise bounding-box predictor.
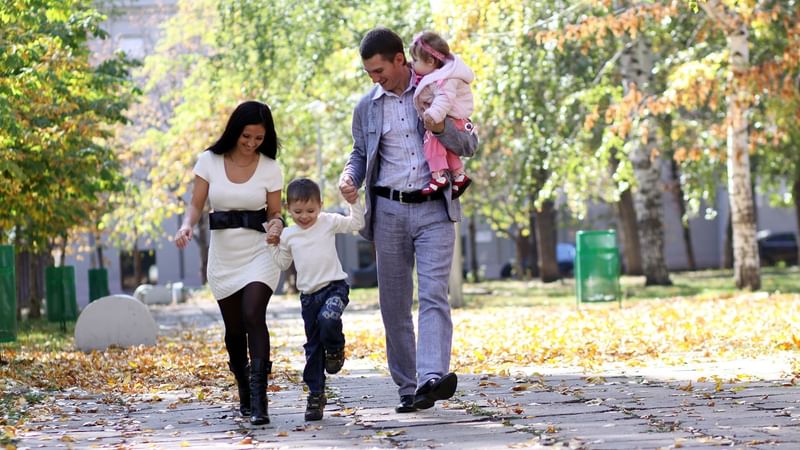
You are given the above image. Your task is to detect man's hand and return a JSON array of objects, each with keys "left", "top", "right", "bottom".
[
  {"left": 339, "top": 175, "right": 358, "bottom": 204},
  {"left": 423, "top": 114, "right": 444, "bottom": 133}
]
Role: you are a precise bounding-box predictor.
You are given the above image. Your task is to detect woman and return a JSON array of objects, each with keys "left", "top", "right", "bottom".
[{"left": 174, "top": 101, "right": 284, "bottom": 425}]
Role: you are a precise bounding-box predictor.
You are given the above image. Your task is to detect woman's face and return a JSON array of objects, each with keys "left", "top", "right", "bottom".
[{"left": 236, "top": 124, "right": 266, "bottom": 154}]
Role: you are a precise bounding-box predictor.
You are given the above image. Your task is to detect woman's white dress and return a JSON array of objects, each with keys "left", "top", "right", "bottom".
[{"left": 193, "top": 151, "right": 283, "bottom": 299}]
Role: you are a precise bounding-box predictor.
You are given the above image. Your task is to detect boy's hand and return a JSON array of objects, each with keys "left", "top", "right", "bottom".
[
  {"left": 264, "top": 220, "right": 283, "bottom": 245},
  {"left": 339, "top": 175, "right": 358, "bottom": 204}
]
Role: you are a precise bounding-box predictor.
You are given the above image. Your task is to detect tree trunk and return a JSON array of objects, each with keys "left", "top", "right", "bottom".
[
  {"left": 670, "top": 159, "right": 696, "bottom": 270},
  {"left": 722, "top": 209, "right": 734, "bottom": 268},
  {"left": 133, "top": 239, "right": 142, "bottom": 286},
  {"left": 59, "top": 235, "right": 67, "bottom": 267},
  {"left": 468, "top": 214, "right": 480, "bottom": 282},
  {"left": 702, "top": 0, "right": 760, "bottom": 289},
  {"left": 97, "top": 239, "right": 105, "bottom": 270},
  {"left": 725, "top": 26, "right": 760, "bottom": 289},
  {"left": 621, "top": 38, "right": 671, "bottom": 285},
  {"left": 27, "top": 251, "right": 43, "bottom": 319},
  {"left": 611, "top": 148, "right": 643, "bottom": 275},
  {"left": 449, "top": 222, "right": 464, "bottom": 308},
  {"left": 16, "top": 249, "right": 30, "bottom": 317},
  {"left": 527, "top": 205, "right": 539, "bottom": 278},
  {"left": 513, "top": 229, "right": 529, "bottom": 279},
  {"left": 616, "top": 188, "right": 643, "bottom": 275},
  {"left": 535, "top": 199, "right": 560, "bottom": 282}
]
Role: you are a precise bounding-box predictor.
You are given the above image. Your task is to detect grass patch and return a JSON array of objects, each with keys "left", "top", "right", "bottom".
[
  {"left": 347, "top": 267, "right": 800, "bottom": 309},
  {"left": 2, "top": 319, "right": 75, "bottom": 352},
  {"left": 462, "top": 266, "right": 800, "bottom": 309}
]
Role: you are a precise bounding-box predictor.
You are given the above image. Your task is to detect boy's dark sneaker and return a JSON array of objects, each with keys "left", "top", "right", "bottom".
[
  {"left": 325, "top": 348, "right": 345, "bottom": 374},
  {"left": 304, "top": 392, "right": 326, "bottom": 421}
]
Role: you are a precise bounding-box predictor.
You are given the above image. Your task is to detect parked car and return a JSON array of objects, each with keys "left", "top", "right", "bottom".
[
  {"left": 556, "top": 242, "right": 576, "bottom": 276},
  {"left": 757, "top": 230, "right": 798, "bottom": 266}
]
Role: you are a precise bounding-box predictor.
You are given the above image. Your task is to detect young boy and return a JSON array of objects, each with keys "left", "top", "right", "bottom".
[{"left": 266, "top": 178, "right": 365, "bottom": 421}]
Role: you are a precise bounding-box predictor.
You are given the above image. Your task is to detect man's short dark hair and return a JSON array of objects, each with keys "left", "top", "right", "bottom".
[
  {"left": 359, "top": 27, "right": 405, "bottom": 62},
  {"left": 286, "top": 178, "right": 321, "bottom": 205}
]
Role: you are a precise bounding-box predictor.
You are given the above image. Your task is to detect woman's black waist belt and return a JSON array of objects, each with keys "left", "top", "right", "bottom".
[
  {"left": 372, "top": 186, "right": 443, "bottom": 204},
  {"left": 209, "top": 209, "right": 267, "bottom": 233}
]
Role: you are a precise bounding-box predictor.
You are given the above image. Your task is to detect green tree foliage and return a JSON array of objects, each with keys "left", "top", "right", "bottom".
[
  {"left": 0, "top": 0, "right": 136, "bottom": 251},
  {"left": 437, "top": 0, "right": 615, "bottom": 278},
  {"left": 114, "top": 0, "right": 430, "bottom": 246}
]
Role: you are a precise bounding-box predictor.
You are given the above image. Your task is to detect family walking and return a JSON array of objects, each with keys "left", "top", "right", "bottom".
[{"left": 174, "top": 27, "right": 478, "bottom": 424}]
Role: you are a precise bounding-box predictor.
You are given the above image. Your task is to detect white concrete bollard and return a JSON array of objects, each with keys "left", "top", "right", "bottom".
[
  {"left": 133, "top": 284, "right": 153, "bottom": 302},
  {"left": 74, "top": 294, "right": 158, "bottom": 352}
]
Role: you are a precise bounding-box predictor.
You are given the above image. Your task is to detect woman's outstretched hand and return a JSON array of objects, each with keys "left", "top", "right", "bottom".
[{"left": 174, "top": 226, "right": 192, "bottom": 249}]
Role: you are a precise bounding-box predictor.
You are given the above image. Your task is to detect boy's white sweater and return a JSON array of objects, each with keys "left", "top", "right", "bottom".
[{"left": 268, "top": 201, "right": 365, "bottom": 294}]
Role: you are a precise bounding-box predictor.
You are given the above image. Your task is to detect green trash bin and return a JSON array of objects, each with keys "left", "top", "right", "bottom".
[
  {"left": 45, "top": 266, "right": 79, "bottom": 322},
  {"left": 88, "top": 268, "right": 110, "bottom": 303},
  {"left": 575, "top": 230, "right": 621, "bottom": 304},
  {"left": 0, "top": 244, "right": 16, "bottom": 343}
]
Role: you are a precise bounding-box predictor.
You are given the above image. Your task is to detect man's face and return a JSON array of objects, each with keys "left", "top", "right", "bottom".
[{"left": 362, "top": 53, "right": 407, "bottom": 94}]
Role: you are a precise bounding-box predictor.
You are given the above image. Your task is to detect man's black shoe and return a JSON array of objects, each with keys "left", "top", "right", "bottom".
[
  {"left": 413, "top": 372, "right": 458, "bottom": 410},
  {"left": 394, "top": 394, "right": 417, "bottom": 413}
]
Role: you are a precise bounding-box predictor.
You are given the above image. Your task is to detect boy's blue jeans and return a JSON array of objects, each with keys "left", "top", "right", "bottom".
[{"left": 300, "top": 279, "right": 350, "bottom": 394}]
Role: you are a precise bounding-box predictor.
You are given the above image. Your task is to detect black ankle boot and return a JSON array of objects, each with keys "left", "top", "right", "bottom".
[
  {"left": 249, "top": 358, "right": 272, "bottom": 425},
  {"left": 227, "top": 361, "right": 251, "bottom": 416}
]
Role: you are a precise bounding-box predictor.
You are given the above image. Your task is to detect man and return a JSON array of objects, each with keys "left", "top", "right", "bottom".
[{"left": 339, "top": 27, "right": 478, "bottom": 413}]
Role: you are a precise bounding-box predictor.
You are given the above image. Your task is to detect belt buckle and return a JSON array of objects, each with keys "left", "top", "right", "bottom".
[{"left": 398, "top": 190, "right": 406, "bottom": 204}]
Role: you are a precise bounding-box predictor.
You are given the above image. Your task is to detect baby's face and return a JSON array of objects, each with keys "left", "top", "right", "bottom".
[
  {"left": 288, "top": 199, "right": 322, "bottom": 230},
  {"left": 412, "top": 57, "right": 436, "bottom": 76}
]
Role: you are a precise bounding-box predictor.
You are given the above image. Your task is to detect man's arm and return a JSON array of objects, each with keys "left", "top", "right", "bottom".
[
  {"left": 429, "top": 118, "right": 478, "bottom": 158},
  {"left": 341, "top": 105, "right": 368, "bottom": 190}
]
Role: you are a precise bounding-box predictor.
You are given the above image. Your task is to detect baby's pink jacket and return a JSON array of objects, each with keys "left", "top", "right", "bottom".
[{"left": 413, "top": 54, "right": 475, "bottom": 123}]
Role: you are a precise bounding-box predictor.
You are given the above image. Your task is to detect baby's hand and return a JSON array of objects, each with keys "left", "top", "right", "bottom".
[{"left": 422, "top": 113, "right": 443, "bottom": 132}]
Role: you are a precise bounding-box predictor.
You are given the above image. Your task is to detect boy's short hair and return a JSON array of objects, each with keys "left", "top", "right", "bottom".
[{"left": 286, "top": 178, "right": 321, "bottom": 205}]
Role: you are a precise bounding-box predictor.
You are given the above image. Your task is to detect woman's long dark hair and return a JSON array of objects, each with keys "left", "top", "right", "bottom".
[{"left": 207, "top": 101, "right": 280, "bottom": 159}]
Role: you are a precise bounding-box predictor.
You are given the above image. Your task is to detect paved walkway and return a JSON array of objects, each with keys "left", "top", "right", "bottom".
[{"left": 13, "top": 298, "right": 800, "bottom": 449}]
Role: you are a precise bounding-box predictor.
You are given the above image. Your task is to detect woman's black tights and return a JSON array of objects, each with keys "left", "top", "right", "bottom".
[{"left": 217, "top": 282, "right": 272, "bottom": 365}]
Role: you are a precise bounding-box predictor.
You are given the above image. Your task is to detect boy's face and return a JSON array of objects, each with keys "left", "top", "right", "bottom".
[{"left": 288, "top": 198, "right": 322, "bottom": 230}]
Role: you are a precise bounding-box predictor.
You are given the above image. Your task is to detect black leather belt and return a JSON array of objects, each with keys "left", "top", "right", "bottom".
[
  {"left": 372, "top": 186, "right": 443, "bottom": 204},
  {"left": 209, "top": 209, "right": 267, "bottom": 232}
]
